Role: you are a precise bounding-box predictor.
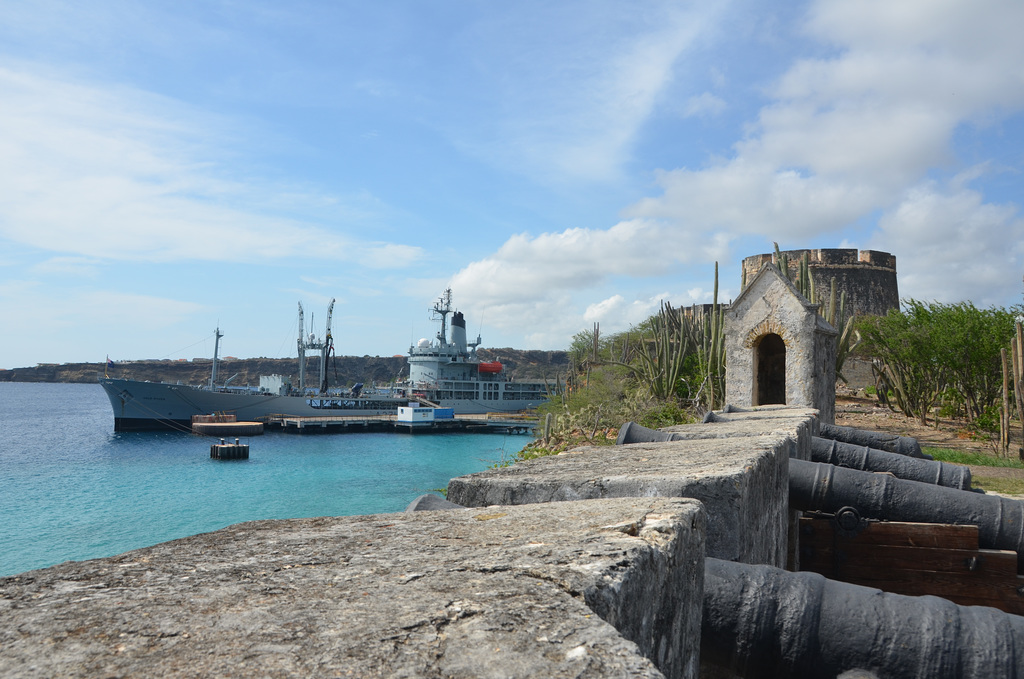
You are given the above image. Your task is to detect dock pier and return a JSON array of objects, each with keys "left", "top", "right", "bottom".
[
  {"left": 191, "top": 413, "right": 263, "bottom": 436},
  {"left": 261, "top": 412, "right": 535, "bottom": 435}
]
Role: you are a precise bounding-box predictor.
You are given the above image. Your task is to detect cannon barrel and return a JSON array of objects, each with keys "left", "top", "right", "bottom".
[
  {"left": 790, "top": 459, "right": 1024, "bottom": 556},
  {"left": 616, "top": 421, "right": 680, "bottom": 445},
  {"left": 810, "top": 436, "right": 971, "bottom": 490},
  {"left": 703, "top": 557, "right": 1024, "bottom": 678},
  {"left": 818, "top": 423, "right": 928, "bottom": 458},
  {"left": 618, "top": 422, "right": 968, "bottom": 490}
]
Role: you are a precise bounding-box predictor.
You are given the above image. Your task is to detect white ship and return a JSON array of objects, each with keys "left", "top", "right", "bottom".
[{"left": 99, "top": 290, "right": 552, "bottom": 431}]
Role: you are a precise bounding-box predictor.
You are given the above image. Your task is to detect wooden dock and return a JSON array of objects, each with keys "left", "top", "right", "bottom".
[{"left": 261, "top": 412, "right": 536, "bottom": 435}]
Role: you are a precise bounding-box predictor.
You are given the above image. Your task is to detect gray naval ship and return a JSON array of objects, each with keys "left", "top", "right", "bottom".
[{"left": 99, "top": 290, "right": 551, "bottom": 431}]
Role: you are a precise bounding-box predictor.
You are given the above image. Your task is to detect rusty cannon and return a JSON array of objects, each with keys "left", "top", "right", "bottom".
[
  {"left": 790, "top": 459, "right": 1024, "bottom": 556},
  {"left": 702, "top": 557, "right": 1024, "bottom": 678},
  {"left": 809, "top": 436, "right": 970, "bottom": 490},
  {"left": 617, "top": 421, "right": 968, "bottom": 490},
  {"left": 818, "top": 422, "right": 928, "bottom": 459}
]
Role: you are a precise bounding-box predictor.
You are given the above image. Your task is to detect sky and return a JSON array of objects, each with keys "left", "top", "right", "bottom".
[{"left": 1, "top": 0, "right": 1023, "bottom": 369}]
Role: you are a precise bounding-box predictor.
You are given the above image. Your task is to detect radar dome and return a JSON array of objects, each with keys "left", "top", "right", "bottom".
[{"left": 417, "top": 338, "right": 431, "bottom": 348}]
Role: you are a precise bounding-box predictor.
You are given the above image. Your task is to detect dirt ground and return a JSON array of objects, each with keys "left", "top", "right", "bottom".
[{"left": 834, "top": 395, "right": 1024, "bottom": 484}]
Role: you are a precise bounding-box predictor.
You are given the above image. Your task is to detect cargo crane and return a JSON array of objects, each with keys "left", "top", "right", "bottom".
[{"left": 296, "top": 299, "right": 335, "bottom": 393}]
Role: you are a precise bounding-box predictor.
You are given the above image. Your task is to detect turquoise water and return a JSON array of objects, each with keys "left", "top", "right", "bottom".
[{"left": 0, "top": 382, "right": 531, "bottom": 577}]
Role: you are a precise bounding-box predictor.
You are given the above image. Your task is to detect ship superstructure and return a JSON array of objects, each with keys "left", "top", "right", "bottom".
[{"left": 401, "top": 289, "right": 548, "bottom": 410}]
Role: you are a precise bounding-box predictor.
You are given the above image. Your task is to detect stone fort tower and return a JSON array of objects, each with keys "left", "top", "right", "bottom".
[{"left": 741, "top": 249, "right": 899, "bottom": 318}]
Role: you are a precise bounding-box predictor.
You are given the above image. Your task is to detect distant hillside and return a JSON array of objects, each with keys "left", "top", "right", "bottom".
[{"left": 0, "top": 348, "right": 568, "bottom": 386}]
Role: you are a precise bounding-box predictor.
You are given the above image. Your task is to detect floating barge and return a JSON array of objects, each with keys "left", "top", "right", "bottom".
[{"left": 191, "top": 414, "right": 264, "bottom": 436}]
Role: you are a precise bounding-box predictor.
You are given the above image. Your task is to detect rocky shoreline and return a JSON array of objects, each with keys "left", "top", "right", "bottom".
[{"left": 0, "top": 349, "right": 568, "bottom": 386}]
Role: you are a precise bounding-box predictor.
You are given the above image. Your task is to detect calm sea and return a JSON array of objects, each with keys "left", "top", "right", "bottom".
[{"left": 0, "top": 382, "right": 531, "bottom": 577}]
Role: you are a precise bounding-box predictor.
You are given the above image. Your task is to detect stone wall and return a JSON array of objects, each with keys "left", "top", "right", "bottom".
[
  {"left": 0, "top": 499, "right": 706, "bottom": 679},
  {"left": 450, "top": 407, "right": 816, "bottom": 567},
  {"left": 741, "top": 248, "right": 899, "bottom": 318}
]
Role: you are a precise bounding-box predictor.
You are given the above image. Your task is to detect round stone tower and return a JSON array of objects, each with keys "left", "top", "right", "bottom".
[{"left": 741, "top": 249, "right": 899, "bottom": 318}]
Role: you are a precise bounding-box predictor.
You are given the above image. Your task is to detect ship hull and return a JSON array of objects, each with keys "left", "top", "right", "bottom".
[{"left": 99, "top": 378, "right": 545, "bottom": 431}]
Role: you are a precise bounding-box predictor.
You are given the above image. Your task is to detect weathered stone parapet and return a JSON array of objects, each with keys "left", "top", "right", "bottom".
[
  {"left": 658, "top": 406, "right": 817, "bottom": 571},
  {"left": 449, "top": 411, "right": 809, "bottom": 568},
  {"left": 663, "top": 405, "right": 818, "bottom": 461},
  {"left": 0, "top": 498, "right": 705, "bottom": 679}
]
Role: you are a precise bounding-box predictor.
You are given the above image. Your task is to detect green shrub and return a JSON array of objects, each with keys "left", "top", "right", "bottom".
[
  {"left": 859, "top": 300, "right": 1020, "bottom": 424},
  {"left": 639, "top": 402, "right": 696, "bottom": 429}
]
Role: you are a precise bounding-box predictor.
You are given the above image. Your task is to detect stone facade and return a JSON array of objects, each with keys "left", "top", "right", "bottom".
[
  {"left": 725, "top": 264, "right": 837, "bottom": 424},
  {"left": 741, "top": 248, "right": 899, "bottom": 318}
]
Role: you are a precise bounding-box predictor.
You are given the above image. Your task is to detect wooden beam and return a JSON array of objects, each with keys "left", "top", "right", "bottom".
[{"left": 799, "top": 517, "right": 1024, "bottom": 615}]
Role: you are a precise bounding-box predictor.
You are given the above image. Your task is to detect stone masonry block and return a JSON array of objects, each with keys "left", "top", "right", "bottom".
[
  {"left": 662, "top": 406, "right": 818, "bottom": 461},
  {"left": 448, "top": 433, "right": 791, "bottom": 567},
  {"left": 0, "top": 498, "right": 705, "bottom": 679}
]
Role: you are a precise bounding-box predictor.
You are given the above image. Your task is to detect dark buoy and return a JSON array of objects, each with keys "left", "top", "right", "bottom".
[{"left": 210, "top": 437, "right": 249, "bottom": 460}]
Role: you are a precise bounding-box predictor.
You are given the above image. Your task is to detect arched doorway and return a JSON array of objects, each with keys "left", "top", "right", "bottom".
[{"left": 755, "top": 333, "right": 786, "bottom": 405}]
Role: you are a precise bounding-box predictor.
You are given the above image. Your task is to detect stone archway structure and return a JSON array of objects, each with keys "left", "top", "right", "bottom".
[{"left": 725, "top": 264, "right": 837, "bottom": 424}]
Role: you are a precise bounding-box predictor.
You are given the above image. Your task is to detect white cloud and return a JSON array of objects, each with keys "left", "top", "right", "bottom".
[
  {"left": 0, "top": 279, "right": 209, "bottom": 366},
  {"left": 872, "top": 176, "right": 1024, "bottom": 306},
  {"left": 0, "top": 66, "right": 422, "bottom": 267},
  {"left": 363, "top": 244, "right": 423, "bottom": 269},
  {"left": 451, "top": 221, "right": 664, "bottom": 304},
  {"left": 452, "top": 2, "right": 726, "bottom": 183},
  {"left": 31, "top": 256, "right": 101, "bottom": 277},
  {"left": 449, "top": 0, "right": 1024, "bottom": 349},
  {"left": 448, "top": 218, "right": 733, "bottom": 330},
  {"left": 584, "top": 292, "right": 684, "bottom": 329},
  {"left": 624, "top": 0, "right": 1024, "bottom": 297},
  {"left": 683, "top": 92, "right": 727, "bottom": 118},
  {"left": 584, "top": 295, "right": 626, "bottom": 322}
]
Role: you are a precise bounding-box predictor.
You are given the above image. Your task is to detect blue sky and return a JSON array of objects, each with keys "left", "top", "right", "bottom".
[{"left": 1, "top": 0, "right": 1023, "bottom": 369}]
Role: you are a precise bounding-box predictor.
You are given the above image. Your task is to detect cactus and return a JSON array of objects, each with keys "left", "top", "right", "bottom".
[
  {"left": 1012, "top": 323, "right": 1024, "bottom": 459},
  {"left": 797, "top": 252, "right": 814, "bottom": 301},
  {"left": 606, "top": 262, "right": 725, "bottom": 411},
  {"left": 696, "top": 262, "right": 726, "bottom": 411},
  {"left": 624, "top": 300, "right": 695, "bottom": 400},
  {"left": 773, "top": 242, "right": 790, "bottom": 280}
]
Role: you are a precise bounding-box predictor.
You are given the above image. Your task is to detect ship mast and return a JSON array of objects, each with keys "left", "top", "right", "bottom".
[
  {"left": 320, "top": 298, "right": 335, "bottom": 394},
  {"left": 432, "top": 288, "right": 453, "bottom": 347},
  {"left": 297, "top": 302, "right": 306, "bottom": 391},
  {"left": 210, "top": 327, "right": 223, "bottom": 389}
]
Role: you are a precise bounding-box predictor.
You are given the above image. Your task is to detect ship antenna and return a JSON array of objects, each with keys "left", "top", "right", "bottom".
[{"left": 432, "top": 288, "right": 453, "bottom": 346}]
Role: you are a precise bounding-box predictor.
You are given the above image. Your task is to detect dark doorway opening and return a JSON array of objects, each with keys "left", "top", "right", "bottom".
[{"left": 756, "top": 334, "right": 786, "bottom": 405}]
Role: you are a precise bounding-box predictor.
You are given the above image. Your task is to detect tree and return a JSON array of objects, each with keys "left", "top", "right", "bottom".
[
  {"left": 928, "top": 301, "right": 1018, "bottom": 423},
  {"left": 859, "top": 300, "right": 1019, "bottom": 425}
]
